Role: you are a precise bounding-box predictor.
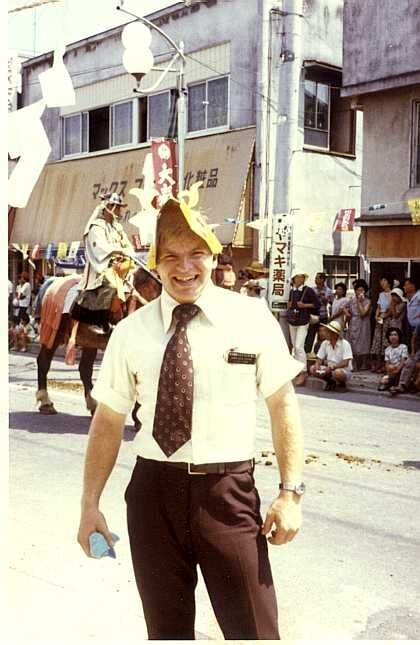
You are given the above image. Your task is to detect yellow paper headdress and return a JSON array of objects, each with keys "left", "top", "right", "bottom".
[{"left": 147, "top": 181, "right": 222, "bottom": 269}]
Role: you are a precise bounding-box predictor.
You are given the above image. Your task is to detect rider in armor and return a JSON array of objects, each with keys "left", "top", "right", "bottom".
[{"left": 71, "top": 192, "right": 136, "bottom": 335}]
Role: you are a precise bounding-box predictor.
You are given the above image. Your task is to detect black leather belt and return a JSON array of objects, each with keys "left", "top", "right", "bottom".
[{"left": 164, "top": 459, "right": 254, "bottom": 475}]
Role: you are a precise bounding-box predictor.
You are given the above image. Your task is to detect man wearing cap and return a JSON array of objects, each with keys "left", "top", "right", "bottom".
[
  {"left": 309, "top": 320, "right": 353, "bottom": 389},
  {"left": 72, "top": 192, "right": 136, "bottom": 333},
  {"left": 287, "top": 271, "right": 320, "bottom": 385},
  {"left": 77, "top": 197, "right": 305, "bottom": 640}
]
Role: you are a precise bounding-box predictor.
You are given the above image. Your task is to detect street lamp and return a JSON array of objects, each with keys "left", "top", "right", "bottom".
[{"left": 116, "top": 3, "right": 187, "bottom": 190}]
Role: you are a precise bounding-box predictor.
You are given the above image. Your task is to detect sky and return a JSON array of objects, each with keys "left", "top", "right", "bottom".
[{"left": 8, "top": 0, "right": 176, "bottom": 56}]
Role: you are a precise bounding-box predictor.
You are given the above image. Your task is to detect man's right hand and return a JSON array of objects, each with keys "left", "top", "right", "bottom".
[{"left": 77, "top": 506, "right": 114, "bottom": 557}]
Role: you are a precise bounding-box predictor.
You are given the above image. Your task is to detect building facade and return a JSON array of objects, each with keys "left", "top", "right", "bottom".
[
  {"left": 10, "top": 0, "right": 362, "bottom": 300},
  {"left": 342, "top": 0, "right": 420, "bottom": 299}
]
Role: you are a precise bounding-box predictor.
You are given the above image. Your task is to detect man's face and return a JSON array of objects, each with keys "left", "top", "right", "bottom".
[
  {"left": 293, "top": 274, "right": 305, "bottom": 288},
  {"left": 315, "top": 273, "right": 325, "bottom": 288},
  {"left": 403, "top": 280, "right": 415, "bottom": 297},
  {"left": 156, "top": 233, "right": 216, "bottom": 303}
]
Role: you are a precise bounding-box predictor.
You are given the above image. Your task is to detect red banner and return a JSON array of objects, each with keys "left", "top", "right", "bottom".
[
  {"left": 334, "top": 208, "right": 356, "bottom": 232},
  {"left": 151, "top": 139, "right": 178, "bottom": 204}
]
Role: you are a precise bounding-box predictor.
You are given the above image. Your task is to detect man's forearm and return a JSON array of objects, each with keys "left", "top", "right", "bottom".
[
  {"left": 266, "top": 383, "right": 304, "bottom": 485},
  {"left": 81, "top": 403, "right": 125, "bottom": 509}
]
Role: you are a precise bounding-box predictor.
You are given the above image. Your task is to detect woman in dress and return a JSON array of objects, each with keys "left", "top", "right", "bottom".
[
  {"left": 370, "top": 274, "right": 393, "bottom": 372},
  {"left": 345, "top": 282, "right": 372, "bottom": 370}
]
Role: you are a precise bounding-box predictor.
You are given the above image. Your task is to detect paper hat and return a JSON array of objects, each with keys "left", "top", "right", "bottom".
[{"left": 147, "top": 182, "right": 222, "bottom": 269}]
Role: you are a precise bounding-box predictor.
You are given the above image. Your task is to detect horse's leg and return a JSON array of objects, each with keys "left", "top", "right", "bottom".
[
  {"left": 36, "top": 339, "right": 61, "bottom": 414},
  {"left": 79, "top": 347, "right": 98, "bottom": 415}
]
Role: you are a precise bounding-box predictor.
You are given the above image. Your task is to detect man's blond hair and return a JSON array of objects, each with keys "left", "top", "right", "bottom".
[{"left": 156, "top": 200, "right": 211, "bottom": 262}]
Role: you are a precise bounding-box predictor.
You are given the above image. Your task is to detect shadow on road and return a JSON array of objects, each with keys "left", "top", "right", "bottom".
[
  {"left": 402, "top": 460, "right": 420, "bottom": 470},
  {"left": 299, "top": 387, "right": 420, "bottom": 412},
  {"left": 9, "top": 411, "right": 137, "bottom": 442}
]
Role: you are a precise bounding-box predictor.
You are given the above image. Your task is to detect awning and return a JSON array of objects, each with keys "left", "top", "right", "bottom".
[{"left": 11, "top": 127, "right": 255, "bottom": 247}]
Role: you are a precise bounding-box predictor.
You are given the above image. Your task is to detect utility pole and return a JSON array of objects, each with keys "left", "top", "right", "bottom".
[{"left": 271, "top": 0, "right": 303, "bottom": 225}]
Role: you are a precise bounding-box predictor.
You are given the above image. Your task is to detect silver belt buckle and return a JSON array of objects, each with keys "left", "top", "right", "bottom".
[{"left": 188, "top": 463, "right": 207, "bottom": 475}]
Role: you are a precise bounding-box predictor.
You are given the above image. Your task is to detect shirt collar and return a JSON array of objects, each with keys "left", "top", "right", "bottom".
[
  {"left": 408, "top": 289, "right": 420, "bottom": 303},
  {"left": 160, "top": 281, "right": 220, "bottom": 333}
]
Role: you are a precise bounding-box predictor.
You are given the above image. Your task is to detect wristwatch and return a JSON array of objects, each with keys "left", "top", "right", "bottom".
[{"left": 279, "top": 481, "right": 306, "bottom": 496}]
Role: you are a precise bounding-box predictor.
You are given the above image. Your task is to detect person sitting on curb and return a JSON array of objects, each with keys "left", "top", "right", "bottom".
[
  {"left": 10, "top": 312, "right": 36, "bottom": 352},
  {"left": 390, "top": 324, "right": 420, "bottom": 396},
  {"left": 377, "top": 327, "right": 408, "bottom": 391},
  {"left": 309, "top": 320, "right": 353, "bottom": 390}
]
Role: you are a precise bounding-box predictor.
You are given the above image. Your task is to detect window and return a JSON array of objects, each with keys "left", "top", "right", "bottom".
[
  {"left": 304, "top": 67, "right": 356, "bottom": 155},
  {"left": 411, "top": 100, "right": 420, "bottom": 187},
  {"left": 323, "top": 256, "right": 359, "bottom": 291},
  {"left": 111, "top": 101, "right": 133, "bottom": 147},
  {"left": 148, "top": 90, "right": 177, "bottom": 139},
  {"left": 188, "top": 76, "right": 229, "bottom": 132},
  {"left": 63, "top": 114, "right": 88, "bottom": 156},
  {"left": 62, "top": 100, "right": 135, "bottom": 156},
  {"left": 61, "top": 91, "right": 180, "bottom": 157},
  {"left": 89, "top": 106, "right": 110, "bottom": 152}
]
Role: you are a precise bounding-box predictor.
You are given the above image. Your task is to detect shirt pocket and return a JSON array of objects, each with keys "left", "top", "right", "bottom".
[{"left": 218, "top": 362, "right": 258, "bottom": 404}]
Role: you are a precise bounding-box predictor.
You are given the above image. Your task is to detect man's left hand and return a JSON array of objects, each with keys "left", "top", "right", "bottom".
[{"left": 261, "top": 495, "right": 302, "bottom": 545}]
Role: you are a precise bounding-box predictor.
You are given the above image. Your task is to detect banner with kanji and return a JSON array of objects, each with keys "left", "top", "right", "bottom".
[
  {"left": 334, "top": 208, "right": 356, "bottom": 232},
  {"left": 151, "top": 139, "right": 178, "bottom": 204},
  {"left": 268, "top": 213, "right": 293, "bottom": 311}
]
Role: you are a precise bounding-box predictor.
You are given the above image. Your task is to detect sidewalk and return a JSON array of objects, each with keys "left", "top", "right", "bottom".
[{"left": 9, "top": 342, "right": 419, "bottom": 404}]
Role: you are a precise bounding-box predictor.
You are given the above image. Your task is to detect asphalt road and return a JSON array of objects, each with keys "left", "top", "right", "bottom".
[{"left": 7, "top": 352, "right": 420, "bottom": 642}]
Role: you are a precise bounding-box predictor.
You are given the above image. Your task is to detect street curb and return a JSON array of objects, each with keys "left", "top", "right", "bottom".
[{"left": 10, "top": 347, "right": 419, "bottom": 404}]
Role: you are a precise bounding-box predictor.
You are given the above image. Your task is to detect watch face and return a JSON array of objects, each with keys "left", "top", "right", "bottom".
[{"left": 296, "top": 482, "right": 306, "bottom": 495}]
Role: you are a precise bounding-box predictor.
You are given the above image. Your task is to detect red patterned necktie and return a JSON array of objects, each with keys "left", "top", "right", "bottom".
[{"left": 153, "top": 303, "right": 200, "bottom": 457}]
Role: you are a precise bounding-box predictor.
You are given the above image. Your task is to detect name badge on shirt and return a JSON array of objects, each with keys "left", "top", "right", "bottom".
[{"left": 225, "top": 348, "right": 257, "bottom": 365}]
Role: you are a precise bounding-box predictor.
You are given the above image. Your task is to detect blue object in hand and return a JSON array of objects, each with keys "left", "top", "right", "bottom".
[{"left": 89, "top": 532, "right": 120, "bottom": 559}]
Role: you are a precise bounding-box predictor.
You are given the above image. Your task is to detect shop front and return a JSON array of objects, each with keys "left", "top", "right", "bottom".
[
  {"left": 9, "top": 127, "right": 256, "bottom": 284},
  {"left": 357, "top": 216, "right": 420, "bottom": 304}
]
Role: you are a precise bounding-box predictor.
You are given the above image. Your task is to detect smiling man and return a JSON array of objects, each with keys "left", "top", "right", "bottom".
[{"left": 77, "top": 198, "right": 305, "bottom": 640}]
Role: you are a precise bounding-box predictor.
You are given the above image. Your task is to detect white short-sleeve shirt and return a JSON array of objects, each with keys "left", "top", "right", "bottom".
[
  {"left": 92, "top": 283, "right": 302, "bottom": 464},
  {"left": 317, "top": 337, "right": 353, "bottom": 371}
]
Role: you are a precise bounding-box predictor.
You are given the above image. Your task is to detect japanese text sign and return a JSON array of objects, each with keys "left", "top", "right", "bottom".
[
  {"left": 268, "top": 213, "right": 293, "bottom": 310},
  {"left": 151, "top": 139, "right": 178, "bottom": 204}
]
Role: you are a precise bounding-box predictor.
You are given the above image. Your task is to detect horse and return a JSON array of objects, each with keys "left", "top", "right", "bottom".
[{"left": 36, "top": 265, "right": 162, "bottom": 422}]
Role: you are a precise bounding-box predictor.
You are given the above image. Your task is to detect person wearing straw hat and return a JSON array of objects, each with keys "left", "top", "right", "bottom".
[
  {"left": 77, "top": 194, "right": 305, "bottom": 640},
  {"left": 286, "top": 270, "right": 320, "bottom": 385},
  {"left": 309, "top": 319, "right": 353, "bottom": 389}
]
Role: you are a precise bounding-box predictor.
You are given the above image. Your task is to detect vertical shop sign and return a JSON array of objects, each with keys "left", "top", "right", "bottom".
[
  {"left": 268, "top": 213, "right": 293, "bottom": 311},
  {"left": 334, "top": 208, "right": 356, "bottom": 232},
  {"left": 151, "top": 139, "right": 178, "bottom": 204}
]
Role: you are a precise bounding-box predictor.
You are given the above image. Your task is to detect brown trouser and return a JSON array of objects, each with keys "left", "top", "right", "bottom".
[{"left": 125, "top": 456, "right": 280, "bottom": 640}]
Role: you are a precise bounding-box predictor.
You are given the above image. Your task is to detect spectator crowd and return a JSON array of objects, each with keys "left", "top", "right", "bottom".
[{"left": 8, "top": 262, "right": 420, "bottom": 396}]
